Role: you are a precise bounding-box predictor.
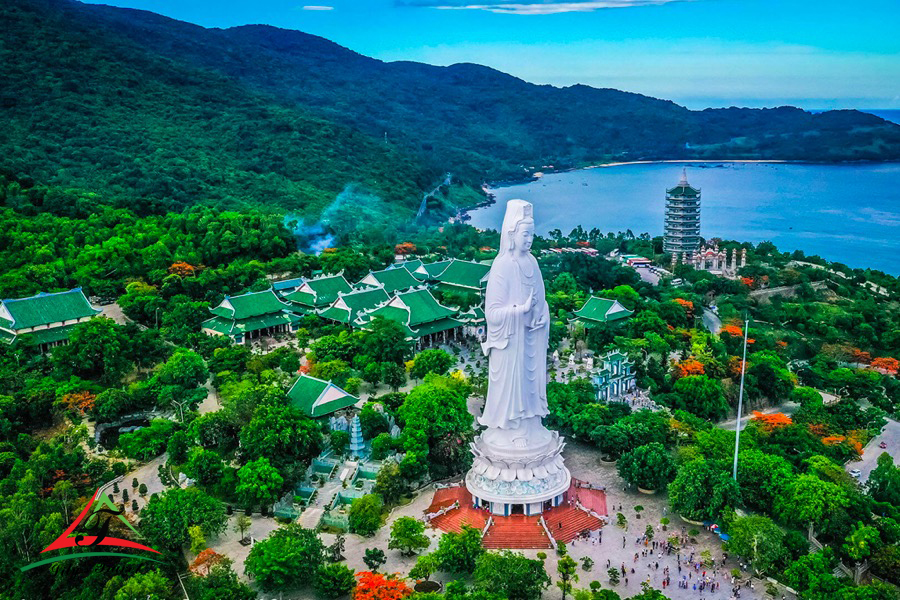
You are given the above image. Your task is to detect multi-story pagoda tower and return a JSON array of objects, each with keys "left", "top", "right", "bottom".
[{"left": 664, "top": 168, "right": 701, "bottom": 256}]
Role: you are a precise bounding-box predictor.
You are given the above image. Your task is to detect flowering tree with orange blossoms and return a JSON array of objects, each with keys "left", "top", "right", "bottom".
[
  {"left": 353, "top": 572, "right": 412, "bottom": 600},
  {"left": 575, "top": 240, "right": 591, "bottom": 247},
  {"left": 727, "top": 356, "right": 748, "bottom": 379},
  {"left": 61, "top": 391, "right": 96, "bottom": 415},
  {"left": 851, "top": 348, "right": 872, "bottom": 365},
  {"left": 721, "top": 324, "right": 744, "bottom": 338},
  {"left": 822, "top": 435, "right": 846, "bottom": 446},
  {"left": 190, "top": 549, "right": 227, "bottom": 575},
  {"left": 394, "top": 242, "right": 417, "bottom": 255},
  {"left": 751, "top": 411, "right": 792, "bottom": 432},
  {"left": 740, "top": 277, "right": 754, "bottom": 288},
  {"left": 673, "top": 359, "right": 705, "bottom": 379},
  {"left": 807, "top": 423, "right": 829, "bottom": 437},
  {"left": 168, "top": 261, "right": 200, "bottom": 277},
  {"left": 871, "top": 357, "right": 899, "bottom": 375},
  {"left": 672, "top": 298, "right": 694, "bottom": 319}
]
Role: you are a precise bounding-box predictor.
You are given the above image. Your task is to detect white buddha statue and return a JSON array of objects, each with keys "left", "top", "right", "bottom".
[{"left": 479, "top": 200, "right": 553, "bottom": 451}]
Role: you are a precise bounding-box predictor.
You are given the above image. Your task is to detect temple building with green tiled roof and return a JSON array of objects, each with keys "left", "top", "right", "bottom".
[
  {"left": 282, "top": 273, "right": 353, "bottom": 312},
  {"left": 430, "top": 259, "right": 491, "bottom": 295},
  {"left": 202, "top": 289, "right": 300, "bottom": 344},
  {"left": 357, "top": 267, "right": 420, "bottom": 295},
  {"left": 287, "top": 374, "right": 359, "bottom": 418},
  {"left": 319, "top": 287, "right": 391, "bottom": 325},
  {"left": 357, "top": 288, "right": 463, "bottom": 348},
  {"left": 0, "top": 288, "right": 101, "bottom": 351},
  {"left": 570, "top": 297, "right": 634, "bottom": 328}
]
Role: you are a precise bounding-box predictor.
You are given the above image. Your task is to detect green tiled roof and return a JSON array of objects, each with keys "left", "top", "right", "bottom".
[
  {"left": 412, "top": 317, "right": 465, "bottom": 338},
  {"left": 203, "top": 312, "right": 299, "bottom": 336},
  {"left": 434, "top": 259, "right": 490, "bottom": 291},
  {"left": 283, "top": 275, "right": 352, "bottom": 308},
  {"left": 0, "top": 329, "right": 15, "bottom": 345},
  {"left": 0, "top": 288, "right": 99, "bottom": 330},
  {"left": 358, "top": 268, "right": 420, "bottom": 294},
  {"left": 320, "top": 287, "right": 390, "bottom": 324},
  {"left": 18, "top": 324, "right": 77, "bottom": 345},
  {"left": 398, "top": 259, "right": 423, "bottom": 272},
  {"left": 287, "top": 375, "right": 359, "bottom": 418},
  {"left": 209, "top": 289, "right": 291, "bottom": 319},
  {"left": 666, "top": 185, "right": 700, "bottom": 198},
  {"left": 398, "top": 289, "right": 456, "bottom": 326},
  {"left": 413, "top": 260, "right": 452, "bottom": 280},
  {"left": 572, "top": 297, "right": 634, "bottom": 325}
]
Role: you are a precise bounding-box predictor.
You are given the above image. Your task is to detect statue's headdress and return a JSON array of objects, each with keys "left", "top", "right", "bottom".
[{"left": 498, "top": 199, "right": 534, "bottom": 257}]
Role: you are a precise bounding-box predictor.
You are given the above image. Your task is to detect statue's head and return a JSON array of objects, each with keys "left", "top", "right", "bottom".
[{"left": 500, "top": 200, "right": 535, "bottom": 256}]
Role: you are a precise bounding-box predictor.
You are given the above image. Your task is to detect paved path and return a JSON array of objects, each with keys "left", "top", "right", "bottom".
[
  {"left": 702, "top": 307, "right": 722, "bottom": 335},
  {"left": 846, "top": 418, "right": 900, "bottom": 484}
]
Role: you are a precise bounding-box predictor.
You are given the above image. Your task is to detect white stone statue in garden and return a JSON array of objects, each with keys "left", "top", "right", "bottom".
[{"left": 479, "top": 199, "right": 552, "bottom": 450}]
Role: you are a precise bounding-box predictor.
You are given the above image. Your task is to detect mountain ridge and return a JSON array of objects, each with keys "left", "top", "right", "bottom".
[{"left": 3, "top": 0, "right": 899, "bottom": 221}]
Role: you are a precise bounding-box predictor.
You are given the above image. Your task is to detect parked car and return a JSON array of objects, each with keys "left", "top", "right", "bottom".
[
  {"left": 850, "top": 469, "right": 862, "bottom": 478},
  {"left": 880, "top": 441, "right": 888, "bottom": 449}
]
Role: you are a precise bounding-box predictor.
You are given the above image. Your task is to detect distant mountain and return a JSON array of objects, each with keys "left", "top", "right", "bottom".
[{"left": 3, "top": 0, "right": 900, "bottom": 218}]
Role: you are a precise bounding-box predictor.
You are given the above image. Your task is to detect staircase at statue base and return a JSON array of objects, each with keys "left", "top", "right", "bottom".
[
  {"left": 544, "top": 506, "right": 604, "bottom": 544},
  {"left": 429, "top": 505, "right": 488, "bottom": 534},
  {"left": 482, "top": 515, "right": 553, "bottom": 549}
]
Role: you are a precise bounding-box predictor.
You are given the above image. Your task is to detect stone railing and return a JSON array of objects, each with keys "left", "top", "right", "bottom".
[
  {"left": 423, "top": 501, "right": 459, "bottom": 523},
  {"left": 481, "top": 516, "right": 493, "bottom": 538},
  {"left": 538, "top": 516, "right": 557, "bottom": 549}
]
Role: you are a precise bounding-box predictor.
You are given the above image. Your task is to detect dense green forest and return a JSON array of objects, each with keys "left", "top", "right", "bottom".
[{"left": 3, "top": 0, "right": 900, "bottom": 223}]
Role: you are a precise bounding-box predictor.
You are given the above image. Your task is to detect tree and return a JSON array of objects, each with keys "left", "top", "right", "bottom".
[
  {"left": 53, "top": 318, "right": 133, "bottom": 384},
  {"left": 363, "top": 363, "right": 382, "bottom": 388},
  {"left": 671, "top": 375, "right": 728, "bottom": 421},
  {"left": 189, "top": 525, "right": 207, "bottom": 555},
  {"left": 185, "top": 448, "right": 225, "bottom": 486},
  {"left": 617, "top": 443, "right": 676, "bottom": 491},
  {"left": 331, "top": 430, "right": 350, "bottom": 455},
  {"left": 359, "top": 403, "right": 390, "bottom": 440},
  {"left": 187, "top": 561, "right": 256, "bottom": 600},
  {"left": 115, "top": 569, "right": 176, "bottom": 600},
  {"left": 139, "top": 487, "right": 226, "bottom": 551},
  {"left": 362, "top": 317, "right": 413, "bottom": 365},
  {"left": 410, "top": 349, "right": 453, "bottom": 380},
  {"left": 381, "top": 362, "right": 407, "bottom": 391},
  {"left": 167, "top": 430, "right": 190, "bottom": 464},
  {"left": 736, "top": 449, "right": 795, "bottom": 513},
  {"left": 389, "top": 516, "right": 430, "bottom": 556},
  {"left": 776, "top": 474, "right": 849, "bottom": 528},
  {"left": 725, "top": 516, "right": 786, "bottom": 575},
  {"left": 409, "top": 553, "right": 440, "bottom": 582},
  {"left": 239, "top": 404, "right": 323, "bottom": 469},
  {"left": 843, "top": 522, "right": 880, "bottom": 563},
  {"left": 363, "top": 547, "right": 387, "bottom": 572},
  {"left": 374, "top": 462, "right": 407, "bottom": 506},
  {"left": 474, "top": 551, "right": 551, "bottom": 600},
  {"left": 244, "top": 524, "right": 325, "bottom": 591},
  {"left": 235, "top": 515, "right": 252, "bottom": 542},
  {"left": 316, "top": 563, "right": 356, "bottom": 599},
  {"left": 349, "top": 494, "right": 383, "bottom": 536},
  {"left": 371, "top": 433, "right": 394, "bottom": 460},
  {"left": 668, "top": 459, "right": 741, "bottom": 522},
  {"left": 557, "top": 555, "right": 579, "bottom": 600},
  {"left": 433, "top": 525, "right": 484, "bottom": 576},
  {"left": 353, "top": 571, "right": 412, "bottom": 600},
  {"left": 236, "top": 457, "right": 284, "bottom": 509},
  {"left": 398, "top": 377, "right": 474, "bottom": 478}
]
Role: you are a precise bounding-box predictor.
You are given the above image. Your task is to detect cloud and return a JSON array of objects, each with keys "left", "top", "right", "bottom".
[
  {"left": 299, "top": 5, "right": 334, "bottom": 10},
  {"left": 398, "top": 0, "right": 686, "bottom": 14}
]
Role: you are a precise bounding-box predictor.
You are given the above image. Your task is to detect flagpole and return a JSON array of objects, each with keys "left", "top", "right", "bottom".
[{"left": 732, "top": 318, "right": 749, "bottom": 481}]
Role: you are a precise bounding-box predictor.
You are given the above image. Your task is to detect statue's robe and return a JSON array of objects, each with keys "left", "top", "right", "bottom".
[{"left": 479, "top": 252, "right": 550, "bottom": 430}]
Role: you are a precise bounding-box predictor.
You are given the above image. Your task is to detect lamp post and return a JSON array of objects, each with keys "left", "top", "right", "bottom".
[{"left": 732, "top": 318, "right": 750, "bottom": 481}]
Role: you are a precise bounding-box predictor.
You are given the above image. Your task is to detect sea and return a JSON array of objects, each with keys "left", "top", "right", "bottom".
[{"left": 469, "top": 161, "right": 900, "bottom": 274}]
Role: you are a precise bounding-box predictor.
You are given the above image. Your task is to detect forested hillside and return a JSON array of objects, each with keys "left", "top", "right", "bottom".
[
  {"left": 0, "top": 0, "right": 441, "bottom": 217},
  {"left": 4, "top": 0, "right": 900, "bottom": 222}
]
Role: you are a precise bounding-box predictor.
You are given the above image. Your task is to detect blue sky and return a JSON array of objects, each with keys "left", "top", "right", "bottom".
[{"left": 87, "top": 0, "right": 900, "bottom": 109}]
